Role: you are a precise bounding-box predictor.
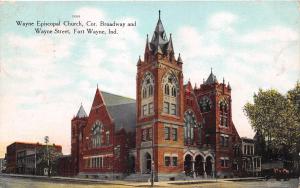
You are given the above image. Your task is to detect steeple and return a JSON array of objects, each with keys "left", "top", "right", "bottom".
[
  {"left": 149, "top": 10, "right": 169, "bottom": 55},
  {"left": 177, "top": 53, "right": 183, "bottom": 64},
  {"left": 145, "top": 34, "right": 150, "bottom": 52},
  {"left": 137, "top": 56, "right": 142, "bottom": 66},
  {"left": 228, "top": 82, "right": 231, "bottom": 90},
  {"left": 205, "top": 68, "right": 218, "bottom": 84},
  {"left": 167, "top": 33, "right": 174, "bottom": 53},
  {"left": 76, "top": 104, "right": 87, "bottom": 118}
]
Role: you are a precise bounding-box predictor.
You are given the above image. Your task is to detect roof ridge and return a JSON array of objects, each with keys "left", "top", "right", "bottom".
[
  {"left": 101, "top": 90, "right": 135, "bottom": 101},
  {"left": 106, "top": 102, "right": 135, "bottom": 107}
]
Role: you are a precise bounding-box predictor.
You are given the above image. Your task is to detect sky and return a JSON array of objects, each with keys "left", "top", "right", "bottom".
[{"left": 0, "top": 1, "right": 299, "bottom": 158}]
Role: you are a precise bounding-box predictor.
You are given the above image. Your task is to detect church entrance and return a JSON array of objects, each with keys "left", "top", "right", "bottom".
[
  {"left": 145, "top": 152, "right": 151, "bottom": 174},
  {"left": 206, "top": 156, "right": 213, "bottom": 176},
  {"left": 195, "top": 155, "right": 204, "bottom": 177},
  {"left": 184, "top": 154, "right": 193, "bottom": 176},
  {"left": 128, "top": 156, "right": 135, "bottom": 173}
]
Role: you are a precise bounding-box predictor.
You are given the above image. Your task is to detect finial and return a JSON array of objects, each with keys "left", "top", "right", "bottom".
[
  {"left": 211, "top": 67, "right": 213, "bottom": 74},
  {"left": 147, "top": 34, "right": 148, "bottom": 39},
  {"left": 223, "top": 77, "right": 225, "bottom": 84},
  {"left": 203, "top": 78, "right": 205, "bottom": 83},
  {"left": 97, "top": 83, "right": 98, "bottom": 89},
  {"left": 170, "top": 33, "right": 172, "bottom": 38},
  {"left": 159, "top": 10, "right": 161, "bottom": 20},
  {"left": 139, "top": 55, "right": 141, "bottom": 59}
]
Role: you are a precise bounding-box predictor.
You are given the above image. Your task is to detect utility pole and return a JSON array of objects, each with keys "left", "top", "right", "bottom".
[
  {"left": 151, "top": 120, "right": 155, "bottom": 187},
  {"left": 34, "top": 144, "right": 37, "bottom": 175},
  {"left": 44, "top": 136, "right": 50, "bottom": 177}
]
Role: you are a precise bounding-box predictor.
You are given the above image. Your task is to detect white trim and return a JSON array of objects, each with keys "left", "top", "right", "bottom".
[{"left": 83, "top": 154, "right": 113, "bottom": 159}]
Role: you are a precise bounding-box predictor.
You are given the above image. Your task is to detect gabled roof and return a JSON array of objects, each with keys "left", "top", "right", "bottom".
[
  {"left": 101, "top": 91, "right": 135, "bottom": 106},
  {"left": 106, "top": 103, "right": 136, "bottom": 133},
  {"left": 98, "top": 90, "right": 136, "bottom": 133},
  {"left": 76, "top": 104, "right": 87, "bottom": 118}
]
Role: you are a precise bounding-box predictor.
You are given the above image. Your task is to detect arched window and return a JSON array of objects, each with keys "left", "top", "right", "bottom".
[
  {"left": 171, "top": 86, "right": 176, "bottom": 97},
  {"left": 148, "top": 85, "right": 153, "bottom": 97},
  {"left": 141, "top": 72, "right": 154, "bottom": 117},
  {"left": 165, "top": 84, "right": 170, "bottom": 95},
  {"left": 92, "top": 121, "right": 103, "bottom": 148},
  {"left": 184, "top": 111, "right": 196, "bottom": 144},
  {"left": 106, "top": 131, "right": 110, "bottom": 145},
  {"left": 162, "top": 72, "right": 178, "bottom": 115},
  {"left": 142, "top": 88, "right": 147, "bottom": 98},
  {"left": 199, "top": 96, "right": 212, "bottom": 113},
  {"left": 219, "top": 100, "right": 228, "bottom": 127}
]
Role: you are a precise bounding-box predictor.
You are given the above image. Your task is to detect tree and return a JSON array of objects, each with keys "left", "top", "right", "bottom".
[
  {"left": 36, "top": 145, "right": 62, "bottom": 176},
  {"left": 244, "top": 87, "right": 300, "bottom": 161}
]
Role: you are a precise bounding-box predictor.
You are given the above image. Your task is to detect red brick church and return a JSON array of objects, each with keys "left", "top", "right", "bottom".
[{"left": 70, "top": 12, "right": 242, "bottom": 181}]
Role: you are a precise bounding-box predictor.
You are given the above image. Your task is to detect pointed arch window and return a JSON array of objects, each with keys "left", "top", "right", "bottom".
[
  {"left": 162, "top": 72, "right": 178, "bottom": 116},
  {"left": 220, "top": 100, "right": 228, "bottom": 127},
  {"left": 148, "top": 85, "right": 153, "bottom": 96},
  {"left": 141, "top": 72, "right": 154, "bottom": 116},
  {"left": 184, "top": 111, "right": 196, "bottom": 144},
  {"left": 165, "top": 84, "right": 170, "bottom": 95},
  {"left": 171, "top": 86, "right": 176, "bottom": 97},
  {"left": 92, "top": 121, "right": 103, "bottom": 148}
]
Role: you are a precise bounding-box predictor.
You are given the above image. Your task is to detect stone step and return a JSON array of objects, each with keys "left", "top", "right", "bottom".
[{"left": 124, "top": 173, "right": 152, "bottom": 182}]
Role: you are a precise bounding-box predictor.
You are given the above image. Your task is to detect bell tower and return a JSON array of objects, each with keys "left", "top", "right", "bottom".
[
  {"left": 195, "top": 70, "right": 240, "bottom": 177},
  {"left": 136, "top": 11, "right": 185, "bottom": 180}
]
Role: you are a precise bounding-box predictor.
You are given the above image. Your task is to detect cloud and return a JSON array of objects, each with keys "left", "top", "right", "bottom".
[
  {"left": 174, "top": 16, "right": 299, "bottom": 139},
  {"left": 208, "top": 12, "right": 238, "bottom": 33},
  {"left": 239, "top": 26, "right": 299, "bottom": 43},
  {"left": 176, "top": 26, "right": 224, "bottom": 61}
]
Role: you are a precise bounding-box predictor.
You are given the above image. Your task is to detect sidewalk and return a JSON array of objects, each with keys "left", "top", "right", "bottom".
[{"left": 0, "top": 173, "right": 265, "bottom": 187}]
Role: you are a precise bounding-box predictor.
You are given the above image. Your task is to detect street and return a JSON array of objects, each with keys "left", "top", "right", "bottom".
[{"left": 0, "top": 176, "right": 299, "bottom": 188}]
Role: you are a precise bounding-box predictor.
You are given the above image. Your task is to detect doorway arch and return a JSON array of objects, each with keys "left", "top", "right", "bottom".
[
  {"left": 195, "top": 155, "right": 204, "bottom": 176},
  {"left": 206, "top": 156, "right": 213, "bottom": 176},
  {"left": 184, "top": 154, "right": 193, "bottom": 176},
  {"left": 144, "top": 152, "right": 151, "bottom": 174}
]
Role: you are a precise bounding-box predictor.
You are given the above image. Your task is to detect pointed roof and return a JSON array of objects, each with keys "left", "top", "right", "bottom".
[
  {"left": 205, "top": 68, "right": 218, "bottom": 84},
  {"left": 150, "top": 10, "right": 169, "bottom": 55},
  {"left": 228, "top": 82, "right": 231, "bottom": 90},
  {"left": 76, "top": 104, "right": 87, "bottom": 118},
  {"left": 137, "top": 56, "right": 142, "bottom": 66},
  {"left": 91, "top": 88, "right": 105, "bottom": 108},
  {"left": 177, "top": 53, "right": 183, "bottom": 63},
  {"left": 167, "top": 33, "right": 174, "bottom": 53},
  {"left": 145, "top": 34, "right": 151, "bottom": 52}
]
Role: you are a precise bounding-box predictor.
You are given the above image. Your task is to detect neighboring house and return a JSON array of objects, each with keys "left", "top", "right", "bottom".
[
  {"left": 70, "top": 12, "right": 242, "bottom": 181},
  {"left": 0, "top": 158, "right": 6, "bottom": 173},
  {"left": 5, "top": 142, "right": 62, "bottom": 175},
  {"left": 241, "top": 137, "right": 262, "bottom": 176}
]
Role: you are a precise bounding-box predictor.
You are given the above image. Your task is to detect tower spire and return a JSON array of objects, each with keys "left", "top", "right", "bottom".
[
  {"left": 159, "top": 10, "right": 161, "bottom": 20},
  {"left": 150, "top": 10, "right": 168, "bottom": 55}
]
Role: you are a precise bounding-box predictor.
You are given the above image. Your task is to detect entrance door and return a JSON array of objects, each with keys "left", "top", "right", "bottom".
[
  {"left": 184, "top": 154, "right": 193, "bottom": 176},
  {"left": 145, "top": 153, "right": 151, "bottom": 174},
  {"left": 195, "top": 155, "right": 204, "bottom": 176}
]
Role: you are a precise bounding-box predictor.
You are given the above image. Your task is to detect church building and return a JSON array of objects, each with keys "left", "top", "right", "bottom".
[{"left": 71, "top": 12, "right": 242, "bottom": 181}]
